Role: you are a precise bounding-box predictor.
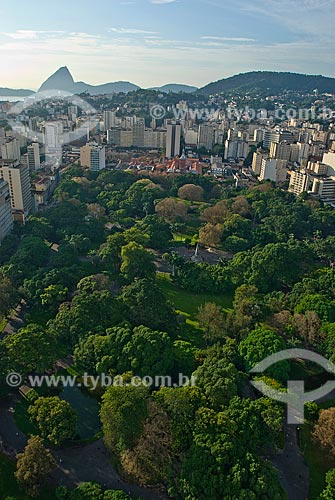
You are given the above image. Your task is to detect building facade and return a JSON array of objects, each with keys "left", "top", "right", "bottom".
[
  {"left": 0, "top": 179, "right": 13, "bottom": 243},
  {"left": 0, "top": 160, "right": 32, "bottom": 221}
]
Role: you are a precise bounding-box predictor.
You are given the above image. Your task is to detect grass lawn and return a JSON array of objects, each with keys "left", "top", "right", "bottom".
[
  {"left": 172, "top": 233, "right": 198, "bottom": 245},
  {"left": 157, "top": 273, "right": 233, "bottom": 319},
  {"left": 0, "top": 454, "right": 57, "bottom": 500},
  {"left": 0, "top": 316, "right": 7, "bottom": 331},
  {"left": 157, "top": 273, "right": 233, "bottom": 345},
  {"left": 301, "top": 400, "right": 335, "bottom": 499}
]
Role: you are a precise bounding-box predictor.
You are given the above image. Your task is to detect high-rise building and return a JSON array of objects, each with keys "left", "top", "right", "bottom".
[
  {"left": 323, "top": 152, "right": 335, "bottom": 176},
  {"left": 270, "top": 141, "right": 291, "bottom": 161},
  {"left": 279, "top": 131, "right": 294, "bottom": 144},
  {"left": 198, "top": 124, "right": 214, "bottom": 151},
  {"left": 68, "top": 105, "right": 78, "bottom": 121},
  {"left": 214, "top": 129, "right": 224, "bottom": 145},
  {"left": 80, "top": 144, "right": 106, "bottom": 171},
  {"left": 224, "top": 139, "right": 249, "bottom": 160},
  {"left": 253, "top": 129, "right": 265, "bottom": 144},
  {"left": 27, "top": 143, "right": 40, "bottom": 172},
  {"left": 288, "top": 170, "right": 312, "bottom": 196},
  {"left": 252, "top": 151, "right": 268, "bottom": 176},
  {"left": 120, "top": 130, "right": 133, "bottom": 148},
  {"left": 90, "top": 146, "right": 106, "bottom": 172},
  {"left": 259, "top": 159, "right": 288, "bottom": 184},
  {"left": 166, "top": 123, "right": 182, "bottom": 158},
  {"left": 184, "top": 129, "right": 198, "bottom": 146},
  {"left": 107, "top": 128, "right": 121, "bottom": 146},
  {"left": 311, "top": 177, "right": 335, "bottom": 202},
  {"left": 0, "top": 179, "right": 13, "bottom": 243},
  {"left": 29, "top": 117, "right": 39, "bottom": 132},
  {"left": 44, "top": 123, "right": 62, "bottom": 153},
  {"left": 263, "top": 130, "right": 280, "bottom": 149},
  {"left": 307, "top": 161, "right": 328, "bottom": 176},
  {"left": 103, "top": 110, "right": 116, "bottom": 130},
  {"left": 0, "top": 160, "right": 32, "bottom": 220},
  {"left": 290, "top": 144, "right": 300, "bottom": 163},
  {"left": 1, "top": 139, "right": 21, "bottom": 161},
  {"left": 132, "top": 123, "right": 145, "bottom": 148},
  {"left": 144, "top": 130, "right": 166, "bottom": 149}
]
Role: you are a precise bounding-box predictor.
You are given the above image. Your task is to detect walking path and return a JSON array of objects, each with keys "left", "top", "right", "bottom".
[
  {"left": 0, "top": 300, "right": 27, "bottom": 340},
  {"left": 0, "top": 395, "right": 167, "bottom": 500},
  {"left": 268, "top": 424, "right": 309, "bottom": 500}
]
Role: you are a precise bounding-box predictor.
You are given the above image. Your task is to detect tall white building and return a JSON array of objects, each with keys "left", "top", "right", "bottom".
[
  {"left": 224, "top": 139, "right": 249, "bottom": 160},
  {"left": 144, "top": 130, "right": 166, "bottom": 149},
  {"left": 1, "top": 139, "right": 21, "bottom": 161},
  {"left": 27, "top": 143, "right": 40, "bottom": 171},
  {"left": 263, "top": 130, "right": 280, "bottom": 149},
  {"left": 0, "top": 160, "right": 32, "bottom": 220},
  {"left": 90, "top": 146, "right": 106, "bottom": 172},
  {"left": 103, "top": 110, "right": 116, "bottom": 130},
  {"left": 311, "top": 177, "right": 335, "bottom": 202},
  {"left": 322, "top": 151, "right": 335, "bottom": 176},
  {"left": 44, "top": 123, "right": 62, "bottom": 153},
  {"left": 184, "top": 129, "right": 198, "bottom": 146},
  {"left": 80, "top": 144, "right": 105, "bottom": 171},
  {"left": 166, "top": 123, "right": 182, "bottom": 158},
  {"left": 270, "top": 141, "right": 291, "bottom": 161},
  {"left": 198, "top": 124, "right": 214, "bottom": 151},
  {"left": 133, "top": 123, "right": 145, "bottom": 148},
  {"left": 0, "top": 180, "right": 13, "bottom": 243},
  {"left": 253, "top": 129, "right": 265, "bottom": 144},
  {"left": 259, "top": 159, "right": 288, "bottom": 184},
  {"left": 289, "top": 170, "right": 312, "bottom": 196},
  {"left": 252, "top": 151, "right": 268, "bottom": 176}
]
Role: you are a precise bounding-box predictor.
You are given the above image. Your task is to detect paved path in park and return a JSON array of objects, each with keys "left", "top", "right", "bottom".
[
  {"left": 0, "top": 300, "right": 27, "bottom": 340},
  {"left": 51, "top": 440, "right": 167, "bottom": 500},
  {"left": 268, "top": 424, "right": 309, "bottom": 500},
  {"left": 0, "top": 395, "right": 167, "bottom": 500},
  {"left": 0, "top": 395, "right": 27, "bottom": 454}
]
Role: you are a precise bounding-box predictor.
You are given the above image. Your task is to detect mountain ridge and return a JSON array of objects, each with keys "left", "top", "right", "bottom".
[
  {"left": 198, "top": 71, "right": 335, "bottom": 95},
  {"left": 0, "top": 87, "right": 34, "bottom": 97},
  {"left": 149, "top": 83, "right": 198, "bottom": 93},
  {"left": 2, "top": 68, "right": 335, "bottom": 97},
  {"left": 38, "top": 66, "right": 140, "bottom": 95}
]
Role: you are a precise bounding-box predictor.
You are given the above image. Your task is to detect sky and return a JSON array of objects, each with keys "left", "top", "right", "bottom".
[{"left": 0, "top": 0, "right": 335, "bottom": 89}]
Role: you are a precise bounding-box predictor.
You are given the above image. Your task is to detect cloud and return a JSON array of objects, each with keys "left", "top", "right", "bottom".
[
  {"left": 109, "top": 28, "right": 158, "bottom": 34},
  {"left": 201, "top": 36, "right": 256, "bottom": 42},
  {"left": 0, "top": 29, "right": 334, "bottom": 90},
  {"left": 2, "top": 30, "right": 64, "bottom": 40},
  {"left": 150, "top": 0, "right": 177, "bottom": 4},
  {"left": 239, "top": 0, "right": 335, "bottom": 38}
]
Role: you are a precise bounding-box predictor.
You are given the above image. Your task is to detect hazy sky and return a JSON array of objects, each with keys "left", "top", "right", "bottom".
[{"left": 1, "top": 0, "right": 335, "bottom": 89}]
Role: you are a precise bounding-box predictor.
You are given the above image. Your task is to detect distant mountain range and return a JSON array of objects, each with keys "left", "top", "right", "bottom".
[
  {"left": 39, "top": 66, "right": 140, "bottom": 95},
  {"left": 0, "top": 87, "right": 34, "bottom": 97},
  {"left": 198, "top": 71, "right": 335, "bottom": 95},
  {"left": 149, "top": 84, "right": 198, "bottom": 93},
  {"left": 2, "top": 68, "right": 335, "bottom": 97},
  {"left": 0, "top": 66, "right": 198, "bottom": 97}
]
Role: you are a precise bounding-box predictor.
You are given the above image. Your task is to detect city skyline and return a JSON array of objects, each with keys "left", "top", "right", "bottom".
[{"left": 1, "top": 0, "right": 335, "bottom": 89}]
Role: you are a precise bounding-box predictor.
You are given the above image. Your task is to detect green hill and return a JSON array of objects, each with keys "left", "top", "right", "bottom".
[{"left": 199, "top": 71, "right": 335, "bottom": 95}]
